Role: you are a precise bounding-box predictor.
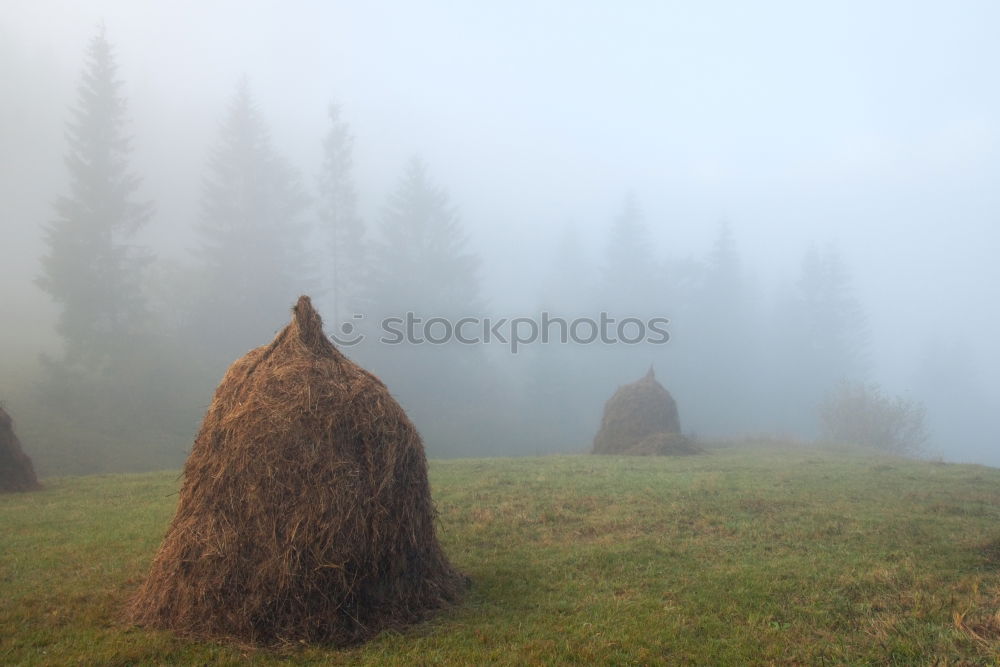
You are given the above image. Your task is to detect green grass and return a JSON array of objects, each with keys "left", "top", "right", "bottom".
[{"left": 3, "top": 442, "right": 1000, "bottom": 664}]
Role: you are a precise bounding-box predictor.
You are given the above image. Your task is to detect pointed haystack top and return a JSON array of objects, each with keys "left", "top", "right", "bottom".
[
  {"left": 290, "top": 295, "right": 336, "bottom": 355},
  {"left": 644, "top": 364, "right": 655, "bottom": 381},
  {"left": 127, "top": 296, "right": 465, "bottom": 645}
]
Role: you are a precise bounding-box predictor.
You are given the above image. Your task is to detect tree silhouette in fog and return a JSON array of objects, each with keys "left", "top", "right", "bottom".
[
  {"left": 795, "top": 244, "right": 869, "bottom": 379},
  {"left": 37, "top": 25, "right": 152, "bottom": 369},
  {"left": 775, "top": 244, "right": 870, "bottom": 434},
  {"left": 684, "top": 221, "right": 756, "bottom": 432},
  {"left": 192, "top": 80, "right": 310, "bottom": 364},
  {"left": 317, "top": 102, "right": 367, "bottom": 325},
  {"left": 366, "top": 156, "right": 481, "bottom": 319},
  {"left": 601, "top": 193, "right": 658, "bottom": 315},
  {"left": 361, "top": 157, "right": 489, "bottom": 457},
  {"left": 32, "top": 27, "right": 188, "bottom": 475},
  {"left": 523, "top": 223, "right": 601, "bottom": 450}
]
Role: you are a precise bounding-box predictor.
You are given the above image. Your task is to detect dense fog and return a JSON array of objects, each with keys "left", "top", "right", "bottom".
[{"left": 2, "top": 1, "right": 998, "bottom": 474}]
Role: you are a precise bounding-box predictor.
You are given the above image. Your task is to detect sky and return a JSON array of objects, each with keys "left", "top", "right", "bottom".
[{"left": 2, "top": 1, "right": 998, "bottom": 461}]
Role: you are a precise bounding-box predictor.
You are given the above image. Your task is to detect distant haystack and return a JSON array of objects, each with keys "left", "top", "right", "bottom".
[
  {"left": 126, "top": 296, "right": 465, "bottom": 645},
  {"left": 0, "top": 405, "right": 40, "bottom": 492},
  {"left": 592, "top": 368, "right": 698, "bottom": 455}
]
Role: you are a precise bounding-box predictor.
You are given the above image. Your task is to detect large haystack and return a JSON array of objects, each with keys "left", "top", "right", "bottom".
[
  {"left": 127, "top": 296, "right": 465, "bottom": 645},
  {"left": 0, "top": 405, "right": 40, "bottom": 492},
  {"left": 592, "top": 367, "right": 696, "bottom": 455}
]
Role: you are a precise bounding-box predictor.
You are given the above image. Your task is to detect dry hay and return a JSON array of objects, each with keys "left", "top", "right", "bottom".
[
  {"left": 592, "top": 367, "right": 694, "bottom": 455},
  {"left": 0, "top": 405, "right": 40, "bottom": 492},
  {"left": 126, "top": 296, "right": 466, "bottom": 646},
  {"left": 621, "top": 432, "right": 701, "bottom": 456}
]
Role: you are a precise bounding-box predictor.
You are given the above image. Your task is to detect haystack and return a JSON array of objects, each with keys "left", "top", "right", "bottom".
[
  {"left": 0, "top": 405, "right": 40, "bottom": 492},
  {"left": 126, "top": 296, "right": 465, "bottom": 645},
  {"left": 592, "top": 367, "right": 697, "bottom": 455}
]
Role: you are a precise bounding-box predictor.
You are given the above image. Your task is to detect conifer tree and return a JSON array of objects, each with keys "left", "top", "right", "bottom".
[
  {"left": 366, "top": 157, "right": 481, "bottom": 319},
  {"left": 38, "top": 26, "right": 152, "bottom": 368},
  {"left": 192, "top": 80, "right": 310, "bottom": 363},
  {"left": 317, "top": 103, "right": 366, "bottom": 324},
  {"left": 601, "top": 193, "right": 658, "bottom": 315}
]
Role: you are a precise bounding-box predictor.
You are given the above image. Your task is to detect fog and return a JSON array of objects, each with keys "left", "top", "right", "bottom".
[{"left": 2, "top": 0, "right": 998, "bottom": 474}]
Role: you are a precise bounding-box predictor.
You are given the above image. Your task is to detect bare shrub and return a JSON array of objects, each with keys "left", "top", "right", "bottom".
[{"left": 819, "top": 381, "right": 928, "bottom": 455}]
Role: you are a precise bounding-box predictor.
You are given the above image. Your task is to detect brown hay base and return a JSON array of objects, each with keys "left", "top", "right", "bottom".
[
  {"left": 0, "top": 406, "right": 41, "bottom": 492},
  {"left": 126, "top": 296, "right": 466, "bottom": 646},
  {"left": 620, "top": 432, "right": 702, "bottom": 456}
]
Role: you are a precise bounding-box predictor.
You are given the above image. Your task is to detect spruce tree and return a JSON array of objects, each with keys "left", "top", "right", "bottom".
[
  {"left": 32, "top": 27, "right": 191, "bottom": 475},
  {"left": 37, "top": 26, "right": 152, "bottom": 368},
  {"left": 539, "top": 223, "right": 595, "bottom": 315},
  {"left": 191, "top": 80, "right": 310, "bottom": 365},
  {"left": 597, "top": 193, "right": 666, "bottom": 392},
  {"left": 367, "top": 156, "right": 481, "bottom": 319},
  {"left": 317, "top": 103, "right": 366, "bottom": 325},
  {"left": 794, "top": 244, "right": 869, "bottom": 381},
  {"left": 525, "top": 224, "right": 601, "bottom": 449},
  {"left": 687, "top": 221, "right": 752, "bottom": 433},
  {"left": 601, "top": 193, "right": 658, "bottom": 315},
  {"left": 362, "top": 157, "right": 488, "bottom": 456},
  {"left": 773, "top": 244, "right": 870, "bottom": 435}
]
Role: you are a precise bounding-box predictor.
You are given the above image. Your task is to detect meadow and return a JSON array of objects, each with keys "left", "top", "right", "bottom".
[{"left": 2, "top": 442, "right": 1000, "bottom": 664}]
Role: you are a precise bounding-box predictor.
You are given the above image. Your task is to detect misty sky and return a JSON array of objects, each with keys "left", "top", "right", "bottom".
[{"left": 3, "top": 1, "right": 998, "bottom": 460}]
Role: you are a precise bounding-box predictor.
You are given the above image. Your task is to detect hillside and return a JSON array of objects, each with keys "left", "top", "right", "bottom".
[{"left": 2, "top": 443, "right": 999, "bottom": 664}]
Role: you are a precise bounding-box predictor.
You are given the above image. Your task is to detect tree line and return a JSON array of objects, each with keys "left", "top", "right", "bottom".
[{"left": 34, "top": 28, "right": 885, "bottom": 474}]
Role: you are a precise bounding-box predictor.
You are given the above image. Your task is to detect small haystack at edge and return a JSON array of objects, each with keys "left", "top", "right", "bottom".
[{"left": 0, "top": 405, "right": 40, "bottom": 492}]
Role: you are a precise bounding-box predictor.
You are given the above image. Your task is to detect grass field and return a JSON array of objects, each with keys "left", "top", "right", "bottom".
[{"left": 2, "top": 442, "right": 1000, "bottom": 664}]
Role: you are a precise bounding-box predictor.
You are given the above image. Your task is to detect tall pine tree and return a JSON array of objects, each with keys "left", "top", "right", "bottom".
[
  {"left": 522, "top": 223, "right": 602, "bottom": 450},
  {"left": 32, "top": 27, "right": 192, "bottom": 476},
  {"left": 539, "top": 223, "right": 594, "bottom": 314},
  {"left": 771, "top": 244, "right": 870, "bottom": 435},
  {"left": 601, "top": 193, "right": 658, "bottom": 316},
  {"left": 38, "top": 26, "right": 152, "bottom": 369},
  {"left": 683, "top": 221, "right": 754, "bottom": 434},
  {"left": 191, "top": 80, "right": 310, "bottom": 366},
  {"left": 597, "top": 193, "right": 667, "bottom": 391},
  {"left": 317, "top": 102, "right": 366, "bottom": 325},
  {"left": 362, "top": 157, "right": 489, "bottom": 456},
  {"left": 366, "top": 156, "right": 481, "bottom": 319},
  {"left": 794, "top": 244, "right": 869, "bottom": 381}
]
